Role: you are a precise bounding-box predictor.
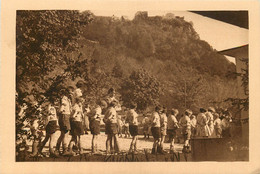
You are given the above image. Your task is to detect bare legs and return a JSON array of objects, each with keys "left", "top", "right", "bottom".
[
  {"left": 113, "top": 134, "right": 120, "bottom": 153},
  {"left": 106, "top": 134, "right": 120, "bottom": 154},
  {"left": 92, "top": 135, "right": 98, "bottom": 153},
  {"left": 152, "top": 138, "right": 160, "bottom": 154},
  {"left": 67, "top": 135, "right": 83, "bottom": 155},
  {"left": 160, "top": 135, "right": 165, "bottom": 150},
  {"left": 56, "top": 130, "right": 70, "bottom": 155},
  {"left": 106, "top": 134, "right": 112, "bottom": 154},
  {"left": 38, "top": 133, "right": 58, "bottom": 157},
  {"left": 129, "top": 135, "right": 138, "bottom": 153},
  {"left": 78, "top": 136, "right": 84, "bottom": 154},
  {"left": 169, "top": 136, "right": 175, "bottom": 153}
]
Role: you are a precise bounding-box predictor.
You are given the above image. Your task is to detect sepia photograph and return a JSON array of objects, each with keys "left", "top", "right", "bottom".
[
  {"left": 15, "top": 9, "right": 249, "bottom": 162},
  {"left": 1, "top": 0, "right": 260, "bottom": 173}
]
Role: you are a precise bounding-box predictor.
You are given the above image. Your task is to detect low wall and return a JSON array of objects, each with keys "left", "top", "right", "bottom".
[{"left": 191, "top": 137, "right": 248, "bottom": 161}]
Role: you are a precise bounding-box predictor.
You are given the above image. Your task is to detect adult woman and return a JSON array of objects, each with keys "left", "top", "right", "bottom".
[{"left": 196, "top": 108, "right": 209, "bottom": 137}]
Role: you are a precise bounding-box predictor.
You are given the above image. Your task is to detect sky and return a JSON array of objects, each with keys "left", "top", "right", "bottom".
[{"left": 89, "top": 10, "right": 249, "bottom": 64}]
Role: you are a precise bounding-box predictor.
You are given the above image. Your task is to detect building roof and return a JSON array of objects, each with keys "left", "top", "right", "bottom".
[
  {"left": 218, "top": 44, "right": 248, "bottom": 58},
  {"left": 190, "top": 11, "right": 248, "bottom": 29}
]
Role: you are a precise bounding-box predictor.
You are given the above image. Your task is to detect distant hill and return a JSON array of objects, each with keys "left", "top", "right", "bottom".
[
  {"left": 16, "top": 10, "right": 238, "bottom": 112},
  {"left": 79, "top": 12, "right": 238, "bottom": 111}
]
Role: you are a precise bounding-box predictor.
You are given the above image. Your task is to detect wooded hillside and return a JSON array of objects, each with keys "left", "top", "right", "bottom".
[{"left": 16, "top": 10, "right": 238, "bottom": 113}]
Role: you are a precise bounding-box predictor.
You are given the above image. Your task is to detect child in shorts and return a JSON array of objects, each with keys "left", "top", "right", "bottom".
[
  {"left": 38, "top": 99, "right": 59, "bottom": 157},
  {"left": 103, "top": 101, "right": 120, "bottom": 154},
  {"left": 179, "top": 109, "right": 192, "bottom": 153},
  {"left": 159, "top": 107, "right": 167, "bottom": 154},
  {"left": 56, "top": 88, "right": 72, "bottom": 156},
  {"left": 67, "top": 97, "right": 85, "bottom": 155},
  {"left": 89, "top": 100, "right": 107, "bottom": 153},
  {"left": 125, "top": 103, "right": 139, "bottom": 154},
  {"left": 167, "top": 109, "right": 179, "bottom": 153},
  {"left": 151, "top": 106, "right": 161, "bottom": 154}
]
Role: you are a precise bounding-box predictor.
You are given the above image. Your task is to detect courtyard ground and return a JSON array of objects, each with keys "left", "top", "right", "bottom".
[{"left": 33, "top": 131, "right": 184, "bottom": 155}]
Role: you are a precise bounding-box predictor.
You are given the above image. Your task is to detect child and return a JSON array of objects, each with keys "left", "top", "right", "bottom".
[
  {"left": 179, "top": 109, "right": 192, "bottom": 153},
  {"left": 74, "top": 88, "right": 82, "bottom": 97},
  {"left": 68, "top": 86, "right": 76, "bottom": 105},
  {"left": 122, "top": 119, "right": 131, "bottom": 138},
  {"left": 75, "top": 81, "right": 83, "bottom": 98},
  {"left": 125, "top": 103, "right": 139, "bottom": 154},
  {"left": 159, "top": 107, "right": 167, "bottom": 154},
  {"left": 105, "top": 88, "right": 118, "bottom": 105},
  {"left": 103, "top": 101, "right": 120, "bottom": 154},
  {"left": 38, "top": 99, "right": 59, "bottom": 157},
  {"left": 151, "top": 106, "right": 161, "bottom": 154},
  {"left": 214, "top": 113, "right": 222, "bottom": 138},
  {"left": 142, "top": 115, "right": 150, "bottom": 139},
  {"left": 89, "top": 100, "right": 107, "bottom": 153},
  {"left": 67, "top": 97, "right": 85, "bottom": 155},
  {"left": 56, "top": 88, "right": 72, "bottom": 156},
  {"left": 167, "top": 109, "right": 179, "bottom": 153}
]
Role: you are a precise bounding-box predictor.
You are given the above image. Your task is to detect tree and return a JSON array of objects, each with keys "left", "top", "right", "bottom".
[
  {"left": 15, "top": 10, "right": 93, "bottom": 140},
  {"left": 16, "top": 10, "right": 93, "bottom": 100},
  {"left": 225, "top": 58, "right": 249, "bottom": 112},
  {"left": 120, "top": 69, "right": 163, "bottom": 111}
]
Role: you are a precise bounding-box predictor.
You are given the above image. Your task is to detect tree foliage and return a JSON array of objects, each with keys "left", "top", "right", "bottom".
[
  {"left": 225, "top": 58, "right": 249, "bottom": 112},
  {"left": 16, "top": 10, "right": 239, "bottom": 114},
  {"left": 80, "top": 13, "right": 238, "bottom": 112},
  {"left": 120, "top": 69, "right": 163, "bottom": 111},
  {"left": 16, "top": 10, "right": 93, "bottom": 101}
]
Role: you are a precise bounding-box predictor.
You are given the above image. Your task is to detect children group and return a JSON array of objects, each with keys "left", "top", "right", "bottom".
[{"left": 16, "top": 82, "right": 233, "bottom": 158}]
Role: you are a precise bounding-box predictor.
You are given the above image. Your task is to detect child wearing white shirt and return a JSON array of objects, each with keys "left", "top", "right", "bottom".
[
  {"left": 151, "top": 106, "right": 161, "bottom": 154},
  {"left": 89, "top": 100, "right": 107, "bottom": 153},
  {"left": 67, "top": 97, "right": 85, "bottom": 155},
  {"left": 38, "top": 100, "right": 59, "bottom": 157},
  {"left": 125, "top": 103, "right": 139, "bottom": 154},
  {"left": 104, "top": 101, "right": 120, "bottom": 154},
  {"left": 167, "top": 109, "right": 179, "bottom": 153}
]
